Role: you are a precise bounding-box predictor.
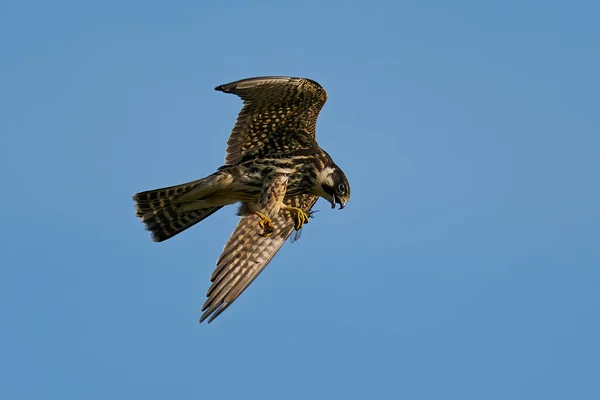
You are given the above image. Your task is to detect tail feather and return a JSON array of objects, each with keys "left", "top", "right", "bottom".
[
  {"left": 141, "top": 205, "right": 222, "bottom": 242},
  {"left": 133, "top": 178, "right": 221, "bottom": 242},
  {"left": 134, "top": 179, "right": 205, "bottom": 217}
]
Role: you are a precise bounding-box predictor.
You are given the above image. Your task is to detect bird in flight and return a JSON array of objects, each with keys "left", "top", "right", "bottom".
[{"left": 133, "top": 76, "right": 350, "bottom": 323}]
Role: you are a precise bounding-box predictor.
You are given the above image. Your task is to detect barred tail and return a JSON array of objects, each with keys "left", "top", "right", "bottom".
[{"left": 133, "top": 177, "right": 222, "bottom": 242}]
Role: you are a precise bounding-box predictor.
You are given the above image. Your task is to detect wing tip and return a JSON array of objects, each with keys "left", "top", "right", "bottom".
[
  {"left": 199, "top": 302, "right": 230, "bottom": 324},
  {"left": 214, "top": 76, "right": 323, "bottom": 93},
  {"left": 214, "top": 83, "right": 229, "bottom": 92},
  {"left": 198, "top": 312, "right": 210, "bottom": 323},
  {"left": 214, "top": 76, "right": 291, "bottom": 93}
]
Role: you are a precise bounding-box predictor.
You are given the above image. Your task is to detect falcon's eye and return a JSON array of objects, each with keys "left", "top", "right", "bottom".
[{"left": 338, "top": 183, "right": 346, "bottom": 194}]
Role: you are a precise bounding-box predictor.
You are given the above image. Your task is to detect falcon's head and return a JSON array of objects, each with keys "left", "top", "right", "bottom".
[{"left": 317, "top": 166, "right": 351, "bottom": 210}]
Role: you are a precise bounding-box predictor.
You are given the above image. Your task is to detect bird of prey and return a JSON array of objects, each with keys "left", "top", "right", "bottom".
[{"left": 133, "top": 76, "right": 350, "bottom": 323}]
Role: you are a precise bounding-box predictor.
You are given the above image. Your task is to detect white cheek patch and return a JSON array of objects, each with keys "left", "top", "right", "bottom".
[{"left": 316, "top": 167, "right": 335, "bottom": 187}]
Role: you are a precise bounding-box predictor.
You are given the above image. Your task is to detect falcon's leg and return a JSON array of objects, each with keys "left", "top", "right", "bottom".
[
  {"left": 281, "top": 206, "right": 311, "bottom": 231},
  {"left": 256, "top": 175, "right": 289, "bottom": 237}
]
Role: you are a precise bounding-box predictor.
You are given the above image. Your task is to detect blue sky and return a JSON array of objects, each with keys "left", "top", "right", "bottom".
[{"left": 1, "top": 1, "right": 599, "bottom": 399}]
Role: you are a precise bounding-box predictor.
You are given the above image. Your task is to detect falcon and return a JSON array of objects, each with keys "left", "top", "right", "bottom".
[{"left": 133, "top": 76, "right": 350, "bottom": 323}]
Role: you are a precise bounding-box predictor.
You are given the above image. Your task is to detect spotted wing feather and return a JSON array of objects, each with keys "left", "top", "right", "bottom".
[
  {"left": 215, "top": 76, "right": 328, "bottom": 165},
  {"left": 199, "top": 194, "right": 319, "bottom": 323}
]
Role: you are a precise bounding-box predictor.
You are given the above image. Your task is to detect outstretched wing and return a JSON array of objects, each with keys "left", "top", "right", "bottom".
[
  {"left": 216, "top": 76, "right": 328, "bottom": 165},
  {"left": 199, "top": 194, "right": 319, "bottom": 323}
]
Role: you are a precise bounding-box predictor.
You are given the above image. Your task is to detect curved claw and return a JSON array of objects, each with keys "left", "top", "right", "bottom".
[
  {"left": 291, "top": 208, "right": 310, "bottom": 231},
  {"left": 256, "top": 211, "right": 275, "bottom": 237}
]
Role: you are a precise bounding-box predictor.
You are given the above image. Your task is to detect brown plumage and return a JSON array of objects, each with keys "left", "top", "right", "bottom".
[
  {"left": 133, "top": 76, "right": 350, "bottom": 323},
  {"left": 217, "top": 77, "right": 327, "bottom": 165},
  {"left": 133, "top": 177, "right": 222, "bottom": 242},
  {"left": 200, "top": 194, "right": 318, "bottom": 323}
]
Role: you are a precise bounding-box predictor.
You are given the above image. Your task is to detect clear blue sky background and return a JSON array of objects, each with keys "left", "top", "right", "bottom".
[{"left": 1, "top": 1, "right": 599, "bottom": 399}]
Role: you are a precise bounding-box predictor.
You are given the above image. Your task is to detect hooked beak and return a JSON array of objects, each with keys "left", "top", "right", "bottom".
[{"left": 331, "top": 194, "right": 346, "bottom": 210}]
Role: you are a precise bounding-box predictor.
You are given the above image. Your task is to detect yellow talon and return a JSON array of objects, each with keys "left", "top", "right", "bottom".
[
  {"left": 255, "top": 211, "right": 275, "bottom": 237},
  {"left": 287, "top": 207, "right": 310, "bottom": 231}
]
